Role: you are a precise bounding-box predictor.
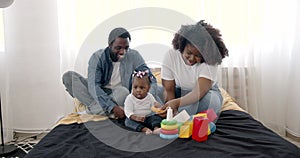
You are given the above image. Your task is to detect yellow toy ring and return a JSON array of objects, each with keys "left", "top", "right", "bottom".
[{"left": 161, "top": 124, "right": 178, "bottom": 130}]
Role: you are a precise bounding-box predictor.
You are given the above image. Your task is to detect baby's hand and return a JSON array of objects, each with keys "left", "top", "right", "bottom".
[{"left": 131, "top": 115, "right": 146, "bottom": 122}]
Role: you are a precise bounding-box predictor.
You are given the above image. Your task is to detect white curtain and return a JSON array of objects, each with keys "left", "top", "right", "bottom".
[
  {"left": 2, "top": 0, "right": 73, "bottom": 134},
  {"left": 217, "top": 0, "right": 299, "bottom": 136},
  {"left": 57, "top": 0, "right": 300, "bottom": 137},
  {"left": 286, "top": 3, "right": 300, "bottom": 138}
]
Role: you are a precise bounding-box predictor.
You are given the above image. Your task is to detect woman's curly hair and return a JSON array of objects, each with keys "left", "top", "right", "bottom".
[{"left": 172, "top": 20, "right": 229, "bottom": 64}]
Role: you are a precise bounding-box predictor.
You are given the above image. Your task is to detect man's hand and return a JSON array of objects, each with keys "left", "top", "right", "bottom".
[{"left": 112, "top": 105, "right": 125, "bottom": 119}]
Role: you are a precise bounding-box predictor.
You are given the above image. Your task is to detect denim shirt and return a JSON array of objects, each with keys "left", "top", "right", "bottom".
[{"left": 87, "top": 47, "right": 158, "bottom": 113}]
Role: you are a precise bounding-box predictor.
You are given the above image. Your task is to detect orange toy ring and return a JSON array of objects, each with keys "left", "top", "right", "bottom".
[{"left": 151, "top": 106, "right": 166, "bottom": 114}]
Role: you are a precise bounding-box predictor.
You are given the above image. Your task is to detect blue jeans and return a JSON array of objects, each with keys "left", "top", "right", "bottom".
[
  {"left": 155, "top": 84, "right": 164, "bottom": 105},
  {"left": 175, "top": 83, "right": 223, "bottom": 116},
  {"left": 62, "top": 71, "right": 129, "bottom": 115},
  {"left": 125, "top": 115, "right": 162, "bottom": 132}
]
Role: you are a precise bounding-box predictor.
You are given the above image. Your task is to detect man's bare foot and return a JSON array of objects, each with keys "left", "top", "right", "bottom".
[
  {"left": 142, "top": 127, "right": 152, "bottom": 135},
  {"left": 153, "top": 127, "right": 161, "bottom": 135}
]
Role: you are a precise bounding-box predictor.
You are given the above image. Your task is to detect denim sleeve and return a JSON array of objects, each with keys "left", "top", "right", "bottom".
[{"left": 87, "top": 53, "right": 116, "bottom": 113}]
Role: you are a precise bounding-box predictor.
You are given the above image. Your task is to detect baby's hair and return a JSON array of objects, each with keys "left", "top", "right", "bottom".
[{"left": 132, "top": 70, "right": 152, "bottom": 85}]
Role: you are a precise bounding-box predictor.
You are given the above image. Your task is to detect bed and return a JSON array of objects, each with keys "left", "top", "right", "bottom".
[{"left": 24, "top": 88, "right": 300, "bottom": 158}]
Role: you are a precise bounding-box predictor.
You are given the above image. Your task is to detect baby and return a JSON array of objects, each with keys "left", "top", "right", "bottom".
[{"left": 124, "top": 70, "right": 162, "bottom": 135}]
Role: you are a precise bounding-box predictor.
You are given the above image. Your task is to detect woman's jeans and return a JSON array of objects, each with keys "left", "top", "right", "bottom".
[{"left": 175, "top": 84, "right": 223, "bottom": 116}]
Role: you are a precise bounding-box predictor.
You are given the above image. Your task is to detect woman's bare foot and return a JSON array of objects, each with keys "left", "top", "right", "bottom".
[
  {"left": 142, "top": 127, "right": 153, "bottom": 135},
  {"left": 153, "top": 127, "right": 161, "bottom": 135}
]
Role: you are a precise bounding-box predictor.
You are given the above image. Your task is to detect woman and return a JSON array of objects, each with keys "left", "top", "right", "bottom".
[{"left": 159, "top": 20, "right": 229, "bottom": 117}]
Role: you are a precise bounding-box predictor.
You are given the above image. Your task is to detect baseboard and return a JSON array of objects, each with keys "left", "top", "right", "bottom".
[
  {"left": 13, "top": 129, "right": 51, "bottom": 134},
  {"left": 286, "top": 129, "right": 300, "bottom": 142}
]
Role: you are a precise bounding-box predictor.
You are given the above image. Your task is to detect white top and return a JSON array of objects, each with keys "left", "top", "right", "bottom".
[
  {"left": 161, "top": 49, "right": 218, "bottom": 91},
  {"left": 124, "top": 93, "right": 156, "bottom": 118},
  {"left": 105, "top": 62, "right": 122, "bottom": 89}
]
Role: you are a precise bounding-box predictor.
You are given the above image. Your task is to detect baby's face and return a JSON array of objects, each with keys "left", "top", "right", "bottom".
[{"left": 132, "top": 77, "right": 150, "bottom": 99}]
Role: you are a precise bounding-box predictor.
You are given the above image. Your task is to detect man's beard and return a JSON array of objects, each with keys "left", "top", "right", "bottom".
[{"left": 109, "top": 48, "right": 119, "bottom": 62}]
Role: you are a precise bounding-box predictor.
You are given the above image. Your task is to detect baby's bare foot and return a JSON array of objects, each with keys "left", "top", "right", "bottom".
[
  {"left": 142, "top": 127, "right": 153, "bottom": 135},
  {"left": 152, "top": 128, "right": 161, "bottom": 135},
  {"left": 145, "top": 129, "right": 153, "bottom": 135}
]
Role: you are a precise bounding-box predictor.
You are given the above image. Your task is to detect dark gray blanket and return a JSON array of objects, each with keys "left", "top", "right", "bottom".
[{"left": 25, "top": 110, "right": 300, "bottom": 158}]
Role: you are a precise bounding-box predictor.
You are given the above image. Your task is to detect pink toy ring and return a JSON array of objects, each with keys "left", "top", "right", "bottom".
[{"left": 160, "top": 128, "right": 178, "bottom": 135}]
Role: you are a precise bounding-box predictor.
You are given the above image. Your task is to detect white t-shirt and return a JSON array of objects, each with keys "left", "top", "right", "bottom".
[
  {"left": 124, "top": 93, "right": 156, "bottom": 118},
  {"left": 105, "top": 62, "right": 122, "bottom": 89},
  {"left": 161, "top": 49, "right": 218, "bottom": 91}
]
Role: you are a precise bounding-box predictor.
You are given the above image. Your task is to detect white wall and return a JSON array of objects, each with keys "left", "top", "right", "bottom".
[{"left": 3, "top": 0, "right": 72, "bottom": 132}]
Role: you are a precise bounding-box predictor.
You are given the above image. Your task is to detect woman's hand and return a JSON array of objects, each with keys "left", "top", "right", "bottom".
[
  {"left": 164, "top": 98, "right": 180, "bottom": 114},
  {"left": 158, "top": 98, "right": 181, "bottom": 117}
]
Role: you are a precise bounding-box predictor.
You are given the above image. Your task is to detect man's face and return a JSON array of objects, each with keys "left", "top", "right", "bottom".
[{"left": 109, "top": 37, "right": 129, "bottom": 62}]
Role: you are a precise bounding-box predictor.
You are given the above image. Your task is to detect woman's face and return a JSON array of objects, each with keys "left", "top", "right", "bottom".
[
  {"left": 182, "top": 43, "right": 202, "bottom": 66},
  {"left": 132, "top": 77, "right": 150, "bottom": 99}
]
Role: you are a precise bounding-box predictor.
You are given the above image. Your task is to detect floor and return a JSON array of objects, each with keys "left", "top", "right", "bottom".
[
  {"left": 13, "top": 131, "right": 48, "bottom": 144},
  {"left": 10, "top": 132, "right": 48, "bottom": 155}
]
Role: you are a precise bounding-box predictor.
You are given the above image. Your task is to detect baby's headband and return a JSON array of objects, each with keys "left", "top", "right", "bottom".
[{"left": 132, "top": 70, "right": 149, "bottom": 78}]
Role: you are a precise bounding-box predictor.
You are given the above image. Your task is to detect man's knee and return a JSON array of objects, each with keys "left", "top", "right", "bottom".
[
  {"left": 111, "top": 87, "right": 130, "bottom": 106},
  {"left": 62, "top": 71, "right": 85, "bottom": 86},
  {"left": 156, "top": 85, "right": 164, "bottom": 104},
  {"left": 62, "top": 71, "right": 74, "bottom": 85},
  {"left": 62, "top": 71, "right": 75, "bottom": 97}
]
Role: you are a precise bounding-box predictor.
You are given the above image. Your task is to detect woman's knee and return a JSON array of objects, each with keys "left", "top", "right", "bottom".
[{"left": 202, "top": 90, "right": 222, "bottom": 114}]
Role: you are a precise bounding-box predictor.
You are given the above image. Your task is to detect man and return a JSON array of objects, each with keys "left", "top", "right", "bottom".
[{"left": 62, "top": 27, "right": 161, "bottom": 119}]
